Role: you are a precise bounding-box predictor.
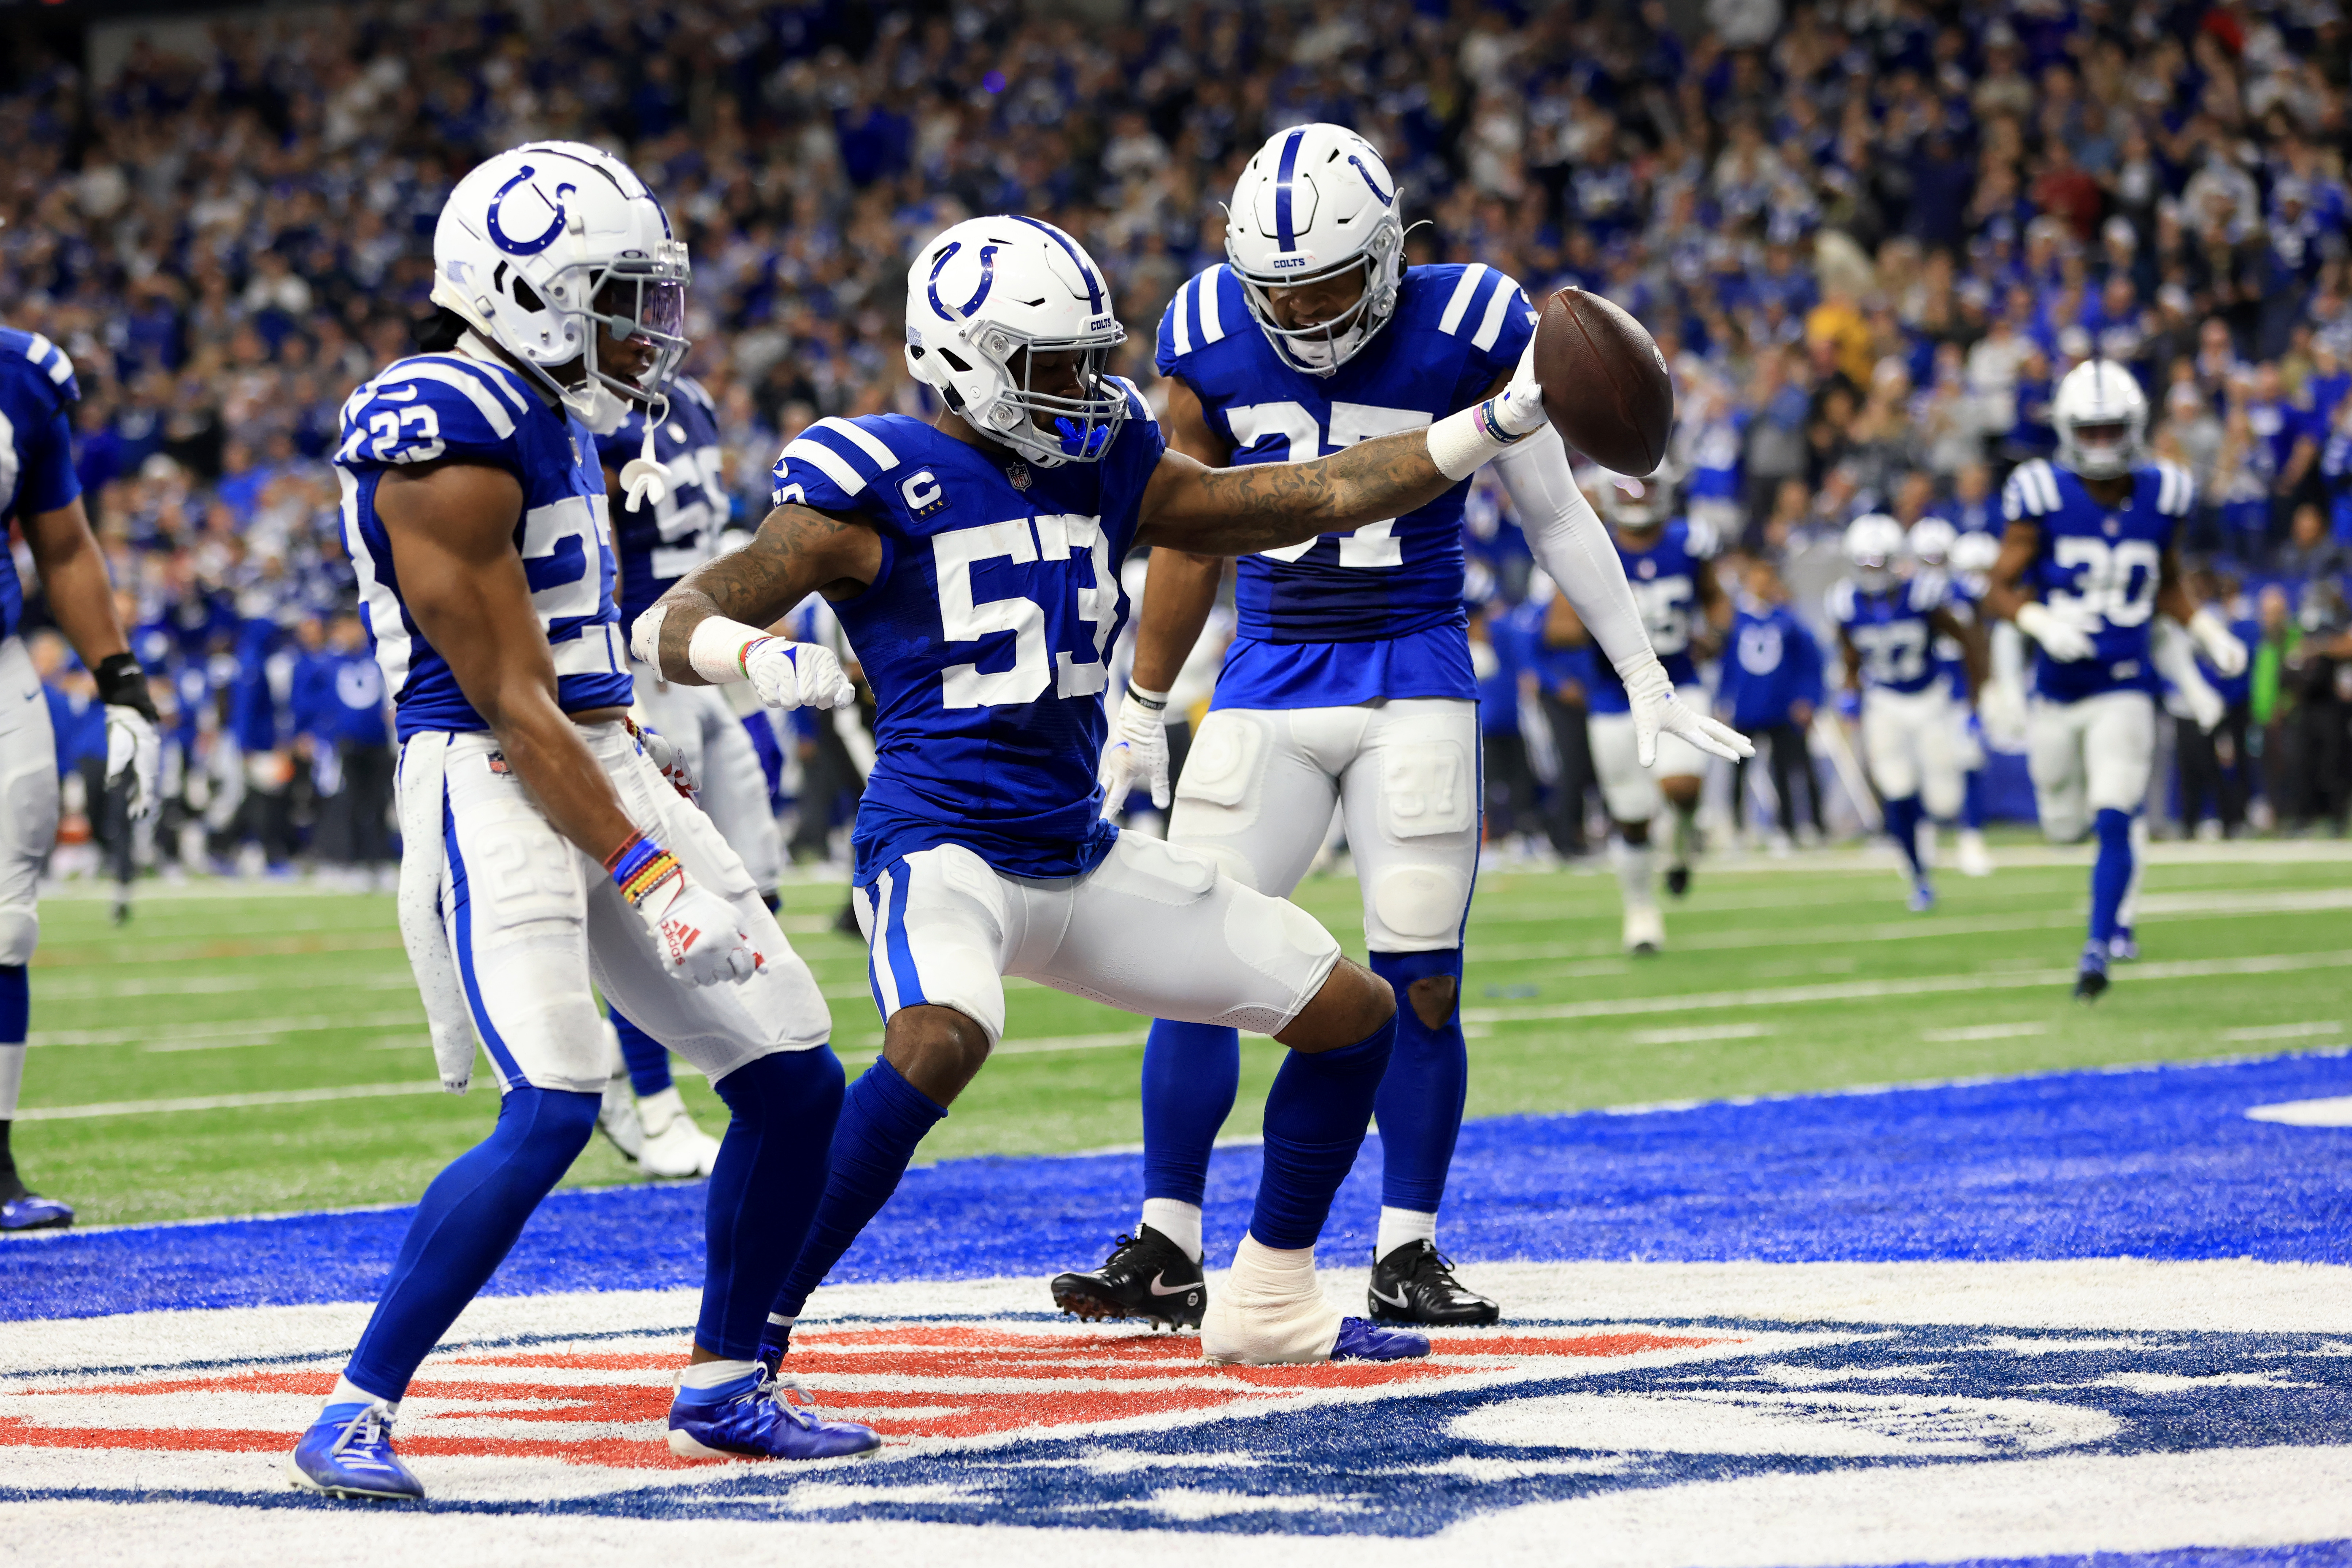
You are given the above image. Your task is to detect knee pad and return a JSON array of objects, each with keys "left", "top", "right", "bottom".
[
  {"left": 0, "top": 909, "right": 36, "bottom": 968},
  {"left": 1367, "top": 864, "right": 1471, "bottom": 946}
]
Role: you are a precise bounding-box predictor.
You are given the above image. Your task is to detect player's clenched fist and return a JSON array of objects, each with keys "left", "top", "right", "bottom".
[
  {"left": 607, "top": 832, "right": 763, "bottom": 986},
  {"left": 739, "top": 637, "right": 856, "bottom": 712}
]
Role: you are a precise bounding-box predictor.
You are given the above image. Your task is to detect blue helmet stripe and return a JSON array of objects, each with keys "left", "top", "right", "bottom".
[
  {"left": 1009, "top": 215, "right": 1103, "bottom": 314},
  {"left": 1274, "top": 128, "right": 1307, "bottom": 250}
]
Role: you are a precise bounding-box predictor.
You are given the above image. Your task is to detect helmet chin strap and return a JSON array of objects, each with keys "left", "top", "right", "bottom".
[{"left": 619, "top": 390, "right": 673, "bottom": 513}]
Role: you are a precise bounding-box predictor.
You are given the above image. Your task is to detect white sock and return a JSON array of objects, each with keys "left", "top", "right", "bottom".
[
  {"left": 1140, "top": 1198, "right": 1204, "bottom": 1262},
  {"left": 1375, "top": 1206, "right": 1437, "bottom": 1262},
  {"left": 677, "top": 1357, "right": 761, "bottom": 1390},
  {"left": 0, "top": 1044, "right": 22, "bottom": 1121},
  {"left": 1613, "top": 838, "right": 1657, "bottom": 907},
  {"left": 330, "top": 1374, "right": 395, "bottom": 1414},
  {"left": 638, "top": 1085, "right": 687, "bottom": 1136}
]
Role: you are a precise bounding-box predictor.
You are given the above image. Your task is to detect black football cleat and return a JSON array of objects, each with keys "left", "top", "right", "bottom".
[
  {"left": 1664, "top": 862, "right": 1692, "bottom": 899},
  {"left": 2073, "top": 951, "right": 2109, "bottom": 1004},
  {"left": 1051, "top": 1225, "right": 1205, "bottom": 1329},
  {"left": 1367, "top": 1239, "right": 1500, "bottom": 1326}
]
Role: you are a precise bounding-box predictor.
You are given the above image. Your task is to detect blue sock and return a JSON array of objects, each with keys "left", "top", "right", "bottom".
[
  {"left": 609, "top": 1007, "right": 673, "bottom": 1099},
  {"left": 344, "top": 1086, "right": 599, "bottom": 1400},
  {"left": 1249, "top": 1013, "right": 1397, "bottom": 1250},
  {"left": 1140, "top": 1020, "right": 1241, "bottom": 1205},
  {"left": 769, "top": 1058, "right": 945, "bottom": 1321},
  {"left": 1962, "top": 769, "right": 1988, "bottom": 831},
  {"left": 0, "top": 964, "right": 26, "bottom": 1045},
  {"left": 697, "top": 1047, "right": 845, "bottom": 1360},
  {"left": 1368, "top": 950, "right": 1465, "bottom": 1215},
  {"left": 1884, "top": 795, "right": 1926, "bottom": 883},
  {"left": 2089, "top": 807, "right": 2133, "bottom": 947}
]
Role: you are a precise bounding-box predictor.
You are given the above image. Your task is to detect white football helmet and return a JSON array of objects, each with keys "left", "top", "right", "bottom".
[
  {"left": 904, "top": 215, "right": 1127, "bottom": 467},
  {"left": 1949, "top": 528, "right": 2001, "bottom": 592},
  {"left": 430, "top": 142, "right": 690, "bottom": 421},
  {"left": 1844, "top": 513, "right": 1908, "bottom": 590},
  {"left": 1907, "top": 514, "right": 1957, "bottom": 567},
  {"left": 2052, "top": 357, "right": 2148, "bottom": 480},
  {"left": 1225, "top": 123, "right": 1405, "bottom": 377},
  {"left": 1595, "top": 469, "right": 1672, "bottom": 531}
]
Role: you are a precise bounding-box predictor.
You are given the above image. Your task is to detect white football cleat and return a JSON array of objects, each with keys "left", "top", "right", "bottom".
[
  {"left": 595, "top": 1072, "right": 645, "bottom": 1163},
  {"left": 637, "top": 1087, "right": 721, "bottom": 1179},
  {"left": 1623, "top": 904, "right": 1664, "bottom": 956},
  {"left": 1956, "top": 829, "right": 1994, "bottom": 878}
]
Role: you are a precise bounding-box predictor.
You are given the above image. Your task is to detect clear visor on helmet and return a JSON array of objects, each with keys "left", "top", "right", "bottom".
[
  {"left": 968, "top": 319, "right": 1129, "bottom": 465},
  {"left": 576, "top": 240, "right": 692, "bottom": 405},
  {"left": 1233, "top": 255, "right": 1378, "bottom": 374}
]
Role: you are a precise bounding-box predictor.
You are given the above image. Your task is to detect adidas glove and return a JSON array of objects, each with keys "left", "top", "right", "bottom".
[
  {"left": 96, "top": 653, "right": 161, "bottom": 822},
  {"left": 1097, "top": 684, "right": 1173, "bottom": 815},
  {"left": 607, "top": 833, "right": 762, "bottom": 987},
  {"left": 625, "top": 716, "right": 697, "bottom": 799}
]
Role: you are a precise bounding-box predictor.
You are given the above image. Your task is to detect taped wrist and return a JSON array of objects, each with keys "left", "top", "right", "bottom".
[
  {"left": 605, "top": 831, "right": 684, "bottom": 911},
  {"left": 686, "top": 617, "right": 776, "bottom": 684},
  {"left": 1122, "top": 683, "right": 1169, "bottom": 713},
  {"left": 1426, "top": 396, "right": 1535, "bottom": 482},
  {"left": 94, "top": 653, "right": 159, "bottom": 723}
]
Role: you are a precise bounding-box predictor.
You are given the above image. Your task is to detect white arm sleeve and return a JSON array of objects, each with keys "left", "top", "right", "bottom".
[{"left": 1490, "top": 423, "right": 1661, "bottom": 681}]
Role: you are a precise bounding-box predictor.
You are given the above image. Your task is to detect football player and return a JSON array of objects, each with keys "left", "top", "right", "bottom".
[
  {"left": 286, "top": 143, "right": 877, "bottom": 1504},
  {"left": 591, "top": 371, "right": 772, "bottom": 1181},
  {"left": 1052, "top": 125, "right": 1744, "bottom": 1331},
  {"left": 1942, "top": 525, "right": 2006, "bottom": 876},
  {"left": 0, "top": 326, "right": 161, "bottom": 1232},
  {"left": 1829, "top": 514, "right": 1984, "bottom": 914},
  {"left": 1984, "top": 359, "right": 2246, "bottom": 1000},
  {"left": 640, "top": 210, "right": 1672, "bottom": 1368},
  {"left": 1552, "top": 469, "right": 1735, "bottom": 954}
]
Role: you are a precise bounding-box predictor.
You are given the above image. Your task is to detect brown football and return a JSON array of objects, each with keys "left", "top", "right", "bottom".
[{"left": 1534, "top": 286, "right": 1674, "bottom": 477}]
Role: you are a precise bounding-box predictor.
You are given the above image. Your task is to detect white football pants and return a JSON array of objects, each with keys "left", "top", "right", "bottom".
[
  {"left": 630, "top": 663, "right": 781, "bottom": 896},
  {"left": 0, "top": 637, "right": 57, "bottom": 970},
  {"left": 2028, "top": 689, "right": 2156, "bottom": 843},
  {"left": 1861, "top": 683, "right": 1965, "bottom": 819},
  {"left": 1586, "top": 686, "right": 1711, "bottom": 825}
]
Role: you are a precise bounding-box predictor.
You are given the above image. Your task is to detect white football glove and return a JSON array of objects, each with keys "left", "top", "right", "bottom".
[
  {"left": 625, "top": 716, "right": 697, "bottom": 798},
  {"left": 2015, "top": 601, "right": 2098, "bottom": 663},
  {"left": 1979, "top": 681, "right": 2029, "bottom": 750},
  {"left": 1623, "top": 657, "right": 1753, "bottom": 767},
  {"left": 104, "top": 705, "right": 161, "bottom": 823},
  {"left": 2187, "top": 606, "right": 2249, "bottom": 679},
  {"left": 1097, "top": 685, "right": 1173, "bottom": 815},
  {"left": 743, "top": 637, "right": 857, "bottom": 712},
  {"left": 632, "top": 869, "right": 763, "bottom": 986},
  {"left": 1491, "top": 336, "right": 1552, "bottom": 439}
]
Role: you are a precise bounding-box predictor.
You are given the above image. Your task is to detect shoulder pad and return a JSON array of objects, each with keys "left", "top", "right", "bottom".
[
  {"left": 772, "top": 416, "right": 904, "bottom": 509},
  {"left": 11, "top": 331, "right": 80, "bottom": 406},
  {"left": 2001, "top": 459, "right": 2063, "bottom": 521},
  {"left": 1159, "top": 266, "right": 1241, "bottom": 371},
  {"left": 1425, "top": 263, "right": 1537, "bottom": 356},
  {"left": 1111, "top": 376, "right": 1157, "bottom": 425},
  {"left": 338, "top": 356, "right": 536, "bottom": 468},
  {"left": 2150, "top": 457, "right": 2195, "bottom": 516}
]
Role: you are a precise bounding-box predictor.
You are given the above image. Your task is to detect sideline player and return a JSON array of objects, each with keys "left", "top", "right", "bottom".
[
  {"left": 640, "top": 211, "right": 1660, "bottom": 1367},
  {"left": 1984, "top": 359, "right": 2245, "bottom": 1000},
  {"left": 0, "top": 325, "right": 161, "bottom": 1231},
  {"left": 286, "top": 143, "right": 876, "bottom": 1503},
  {"left": 1828, "top": 514, "right": 1984, "bottom": 913},
  {"left": 592, "top": 371, "right": 774, "bottom": 1179},
  {"left": 1049, "top": 124, "right": 1746, "bottom": 1331},
  {"left": 1550, "top": 471, "right": 1733, "bottom": 954}
]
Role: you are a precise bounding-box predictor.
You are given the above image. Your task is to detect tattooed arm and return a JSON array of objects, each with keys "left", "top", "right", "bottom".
[
  {"left": 1133, "top": 431, "right": 1464, "bottom": 555},
  {"left": 643, "top": 502, "right": 883, "bottom": 685}
]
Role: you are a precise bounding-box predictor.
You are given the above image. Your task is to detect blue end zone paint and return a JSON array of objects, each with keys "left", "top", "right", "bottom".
[{"left": 6, "top": 1051, "right": 2349, "bottom": 1322}]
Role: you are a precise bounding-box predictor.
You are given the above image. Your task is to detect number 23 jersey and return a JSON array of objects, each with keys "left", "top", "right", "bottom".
[
  {"left": 770, "top": 388, "right": 1163, "bottom": 881},
  {"left": 2000, "top": 456, "right": 2191, "bottom": 703},
  {"left": 1156, "top": 262, "right": 1536, "bottom": 710}
]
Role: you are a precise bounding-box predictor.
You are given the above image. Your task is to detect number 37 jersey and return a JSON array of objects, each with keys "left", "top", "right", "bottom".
[
  {"left": 1157, "top": 262, "right": 1536, "bottom": 710},
  {"left": 771, "top": 389, "right": 1164, "bottom": 881},
  {"left": 2000, "top": 457, "right": 2190, "bottom": 703}
]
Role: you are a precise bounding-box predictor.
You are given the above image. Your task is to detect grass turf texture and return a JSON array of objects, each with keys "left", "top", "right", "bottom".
[{"left": 15, "top": 841, "right": 2349, "bottom": 1227}]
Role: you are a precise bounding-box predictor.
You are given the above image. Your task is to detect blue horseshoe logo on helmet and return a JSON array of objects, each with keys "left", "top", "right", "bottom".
[
  {"left": 927, "top": 242, "right": 999, "bottom": 320},
  {"left": 1347, "top": 155, "right": 1394, "bottom": 207},
  {"left": 486, "top": 165, "right": 578, "bottom": 256}
]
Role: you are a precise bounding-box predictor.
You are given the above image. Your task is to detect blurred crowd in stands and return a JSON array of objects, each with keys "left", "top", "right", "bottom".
[{"left": 5, "top": 0, "right": 2352, "bottom": 882}]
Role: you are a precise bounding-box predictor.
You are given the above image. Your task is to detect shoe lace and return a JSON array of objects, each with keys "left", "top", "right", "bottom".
[
  {"left": 755, "top": 1369, "right": 829, "bottom": 1430},
  {"left": 328, "top": 1401, "right": 394, "bottom": 1457},
  {"left": 1100, "top": 1231, "right": 1144, "bottom": 1267},
  {"left": 1409, "top": 1243, "right": 1472, "bottom": 1294}
]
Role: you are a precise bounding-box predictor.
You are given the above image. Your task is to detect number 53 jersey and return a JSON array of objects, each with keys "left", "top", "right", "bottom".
[
  {"left": 1157, "top": 262, "right": 1536, "bottom": 710},
  {"left": 770, "top": 388, "right": 1165, "bottom": 882},
  {"left": 2001, "top": 456, "right": 2192, "bottom": 704}
]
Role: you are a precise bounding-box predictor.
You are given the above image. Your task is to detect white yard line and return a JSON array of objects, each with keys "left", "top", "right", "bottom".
[
  {"left": 1922, "top": 1021, "right": 2054, "bottom": 1043},
  {"left": 16, "top": 1080, "right": 448, "bottom": 1121},
  {"left": 28, "top": 1009, "right": 424, "bottom": 1050},
  {"left": 2223, "top": 1021, "right": 2344, "bottom": 1042}
]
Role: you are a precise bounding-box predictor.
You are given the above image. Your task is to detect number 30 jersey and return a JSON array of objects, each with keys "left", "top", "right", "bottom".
[
  {"left": 1156, "top": 262, "right": 1536, "bottom": 711},
  {"left": 2000, "top": 456, "right": 2191, "bottom": 704},
  {"left": 336, "top": 351, "right": 631, "bottom": 738},
  {"left": 770, "top": 387, "right": 1164, "bottom": 881}
]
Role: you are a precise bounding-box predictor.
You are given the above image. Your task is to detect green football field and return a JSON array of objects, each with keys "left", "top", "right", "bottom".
[{"left": 16, "top": 839, "right": 2351, "bottom": 1227}]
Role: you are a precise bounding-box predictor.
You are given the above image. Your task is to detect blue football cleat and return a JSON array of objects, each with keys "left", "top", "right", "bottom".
[
  {"left": 668, "top": 1369, "right": 880, "bottom": 1461},
  {"left": 1907, "top": 881, "right": 1936, "bottom": 914},
  {"left": 1331, "top": 1316, "right": 1430, "bottom": 1362},
  {"left": 0, "top": 1191, "right": 73, "bottom": 1232},
  {"left": 285, "top": 1400, "right": 424, "bottom": 1501}
]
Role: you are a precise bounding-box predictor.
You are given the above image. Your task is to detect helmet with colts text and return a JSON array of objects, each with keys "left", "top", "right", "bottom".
[
  {"left": 2052, "top": 357, "right": 2149, "bottom": 481},
  {"left": 1843, "top": 513, "right": 1908, "bottom": 590},
  {"left": 1907, "top": 514, "right": 1958, "bottom": 568},
  {"left": 430, "top": 142, "right": 690, "bottom": 422},
  {"left": 904, "top": 215, "right": 1128, "bottom": 468},
  {"left": 1225, "top": 123, "right": 1406, "bottom": 377}
]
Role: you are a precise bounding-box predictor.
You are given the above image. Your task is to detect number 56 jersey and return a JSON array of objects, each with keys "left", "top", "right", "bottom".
[
  {"left": 2001, "top": 456, "right": 2192, "bottom": 704},
  {"left": 1157, "top": 262, "right": 1536, "bottom": 710},
  {"left": 770, "top": 388, "right": 1164, "bottom": 883}
]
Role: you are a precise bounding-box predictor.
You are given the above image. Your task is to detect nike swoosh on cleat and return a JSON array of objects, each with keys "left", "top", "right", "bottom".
[
  {"left": 1368, "top": 1284, "right": 1411, "bottom": 1309},
  {"left": 1147, "top": 1273, "right": 1199, "bottom": 1296}
]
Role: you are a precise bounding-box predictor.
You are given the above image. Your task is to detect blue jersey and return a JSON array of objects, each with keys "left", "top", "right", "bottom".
[
  {"left": 1156, "top": 262, "right": 1537, "bottom": 710},
  {"left": 336, "top": 351, "right": 631, "bottom": 739},
  {"left": 1829, "top": 570, "right": 1952, "bottom": 696},
  {"left": 2001, "top": 456, "right": 2192, "bottom": 703},
  {"left": 595, "top": 376, "right": 726, "bottom": 630},
  {"left": 1585, "top": 519, "right": 1716, "bottom": 715},
  {"left": 0, "top": 328, "right": 84, "bottom": 641},
  {"left": 770, "top": 389, "right": 1164, "bottom": 881}
]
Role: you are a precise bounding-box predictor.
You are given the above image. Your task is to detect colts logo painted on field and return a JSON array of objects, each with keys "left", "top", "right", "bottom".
[{"left": 487, "top": 166, "right": 577, "bottom": 257}]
